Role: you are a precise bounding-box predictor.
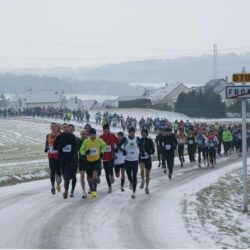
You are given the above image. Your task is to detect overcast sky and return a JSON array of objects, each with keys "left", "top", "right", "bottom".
[{"left": 0, "top": 0, "right": 250, "bottom": 68}]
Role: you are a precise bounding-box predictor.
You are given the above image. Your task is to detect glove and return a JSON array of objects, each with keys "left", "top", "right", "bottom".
[
  {"left": 122, "top": 149, "right": 127, "bottom": 156},
  {"left": 44, "top": 148, "right": 48, "bottom": 153},
  {"left": 115, "top": 148, "right": 119, "bottom": 153},
  {"left": 85, "top": 149, "right": 90, "bottom": 155},
  {"left": 141, "top": 151, "right": 145, "bottom": 157}
]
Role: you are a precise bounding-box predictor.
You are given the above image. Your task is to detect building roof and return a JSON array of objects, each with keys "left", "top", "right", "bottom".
[
  {"left": 62, "top": 97, "right": 83, "bottom": 110},
  {"left": 205, "top": 79, "right": 234, "bottom": 94},
  {"left": 21, "top": 91, "right": 62, "bottom": 104},
  {"left": 149, "top": 83, "right": 186, "bottom": 101},
  {"left": 82, "top": 100, "right": 97, "bottom": 110}
]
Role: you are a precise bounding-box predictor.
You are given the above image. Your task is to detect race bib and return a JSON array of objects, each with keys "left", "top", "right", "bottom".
[
  {"left": 165, "top": 144, "right": 171, "bottom": 150},
  {"left": 62, "top": 145, "right": 72, "bottom": 153},
  {"left": 105, "top": 145, "right": 112, "bottom": 153},
  {"left": 188, "top": 140, "right": 193, "bottom": 145},
  {"left": 140, "top": 152, "right": 149, "bottom": 159},
  {"left": 128, "top": 149, "right": 136, "bottom": 156},
  {"left": 49, "top": 146, "right": 58, "bottom": 153},
  {"left": 209, "top": 142, "right": 214, "bottom": 147},
  {"left": 89, "top": 147, "right": 98, "bottom": 156},
  {"left": 197, "top": 140, "right": 203, "bottom": 145}
]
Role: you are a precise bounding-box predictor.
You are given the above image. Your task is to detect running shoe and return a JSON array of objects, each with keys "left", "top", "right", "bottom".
[
  {"left": 140, "top": 180, "right": 145, "bottom": 189},
  {"left": 129, "top": 182, "right": 133, "bottom": 190},
  {"left": 145, "top": 186, "right": 150, "bottom": 195},
  {"left": 70, "top": 192, "right": 74, "bottom": 198},
  {"left": 82, "top": 191, "right": 87, "bottom": 199},
  {"left": 51, "top": 187, "right": 56, "bottom": 195},
  {"left": 56, "top": 184, "right": 61, "bottom": 192},
  {"left": 63, "top": 192, "right": 68, "bottom": 199},
  {"left": 92, "top": 191, "right": 97, "bottom": 198},
  {"left": 108, "top": 187, "right": 112, "bottom": 193},
  {"left": 121, "top": 186, "right": 125, "bottom": 192},
  {"left": 131, "top": 193, "right": 136, "bottom": 199}
]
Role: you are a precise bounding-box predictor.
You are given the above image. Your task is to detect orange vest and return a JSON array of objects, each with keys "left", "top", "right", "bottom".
[{"left": 47, "top": 133, "right": 59, "bottom": 159}]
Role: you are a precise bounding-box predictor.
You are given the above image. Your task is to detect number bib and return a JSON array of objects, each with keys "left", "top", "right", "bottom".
[
  {"left": 62, "top": 145, "right": 72, "bottom": 153},
  {"left": 197, "top": 140, "right": 203, "bottom": 145},
  {"left": 188, "top": 140, "right": 193, "bottom": 145},
  {"left": 165, "top": 144, "right": 171, "bottom": 150},
  {"left": 89, "top": 147, "right": 98, "bottom": 156},
  {"left": 140, "top": 152, "right": 149, "bottom": 159},
  {"left": 49, "top": 146, "right": 58, "bottom": 153},
  {"left": 105, "top": 145, "right": 112, "bottom": 153}
]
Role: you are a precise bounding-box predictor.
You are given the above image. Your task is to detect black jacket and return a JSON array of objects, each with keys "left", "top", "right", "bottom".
[
  {"left": 54, "top": 133, "right": 77, "bottom": 161},
  {"left": 138, "top": 137, "right": 155, "bottom": 159},
  {"left": 160, "top": 134, "right": 178, "bottom": 155}
]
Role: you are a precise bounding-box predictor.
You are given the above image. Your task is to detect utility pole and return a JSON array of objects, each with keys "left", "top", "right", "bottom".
[
  {"left": 241, "top": 66, "right": 248, "bottom": 212},
  {"left": 213, "top": 44, "right": 218, "bottom": 79}
]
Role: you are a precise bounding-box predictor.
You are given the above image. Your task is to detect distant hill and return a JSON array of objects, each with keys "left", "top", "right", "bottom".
[
  {"left": 0, "top": 74, "right": 145, "bottom": 96},
  {"left": 1, "top": 53, "right": 250, "bottom": 85}
]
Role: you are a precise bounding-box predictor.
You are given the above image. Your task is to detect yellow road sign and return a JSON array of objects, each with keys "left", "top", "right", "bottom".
[{"left": 232, "top": 73, "right": 250, "bottom": 83}]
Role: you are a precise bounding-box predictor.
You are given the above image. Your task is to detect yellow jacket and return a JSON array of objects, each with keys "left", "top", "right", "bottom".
[{"left": 80, "top": 137, "right": 106, "bottom": 162}]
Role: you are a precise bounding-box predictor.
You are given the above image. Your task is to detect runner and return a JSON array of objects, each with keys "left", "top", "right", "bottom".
[
  {"left": 207, "top": 130, "right": 219, "bottom": 167},
  {"left": 160, "top": 127, "right": 178, "bottom": 179},
  {"left": 68, "top": 124, "right": 79, "bottom": 197},
  {"left": 177, "top": 128, "right": 186, "bottom": 167},
  {"left": 138, "top": 129, "right": 155, "bottom": 194},
  {"left": 114, "top": 132, "right": 127, "bottom": 191},
  {"left": 44, "top": 122, "right": 62, "bottom": 194},
  {"left": 196, "top": 128, "right": 208, "bottom": 168},
  {"left": 80, "top": 128, "right": 106, "bottom": 198},
  {"left": 124, "top": 127, "right": 140, "bottom": 199},
  {"left": 155, "top": 129, "right": 163, "bottom": 168},
  {"left": 53, "top": 123, "right": 77, "bottom": 199},
  {"left": 186, "top": 129, "right": 197, "bottom": 166},
  {"left": 100, "top": 124, "right": 119, "bottom": 193},
  {"left": 78, "top": 129, "right": 88, "bottom": 198}
]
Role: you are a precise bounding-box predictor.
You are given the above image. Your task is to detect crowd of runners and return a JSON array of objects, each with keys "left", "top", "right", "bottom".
[{"left": 45, "top": 120, "right": 247, "bottom": 200}]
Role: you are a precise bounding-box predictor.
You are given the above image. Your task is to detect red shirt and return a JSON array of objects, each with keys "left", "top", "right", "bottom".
[{"left": 100, "top": 133, "right": 119, "bottom": 161}]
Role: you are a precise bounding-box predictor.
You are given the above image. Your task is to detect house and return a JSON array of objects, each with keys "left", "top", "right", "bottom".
[
  {"left": 20, "top": 90, "right": 64, "bottom": 108},
  {"left": 147, "top": 82, "right": 189, "bottom": 108},
  {"left": 205, "top": 79, "right": 235, "bottom": 106},
  {"left": 82, "top": 100, "right": 98, "bottom": 110},
  {"left": 62, "top": 97, "right": 83, "bottom": 110}
]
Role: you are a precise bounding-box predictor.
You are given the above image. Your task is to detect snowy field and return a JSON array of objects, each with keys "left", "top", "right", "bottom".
[
  {"left": 0, "top": 119, "right": 50, "bottom": 185},
  {"left": 184, "top": 165, "right": 250, "bottom": 249}
]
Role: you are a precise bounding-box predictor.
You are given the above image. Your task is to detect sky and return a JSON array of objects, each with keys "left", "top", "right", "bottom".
[{"left": 0, "top": 0, "right": 250, "bottom": 68}]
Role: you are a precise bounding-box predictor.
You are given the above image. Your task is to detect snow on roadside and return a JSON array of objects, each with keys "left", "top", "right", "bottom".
[
  {"left": 183, "top": 161, "right": 250, "bottom": 249},
  {"left": 0, "top": 170, "right": 49, "bottom": 187},
  {"left": 149, "top": 160, "right": 250, "bottom": 249}
]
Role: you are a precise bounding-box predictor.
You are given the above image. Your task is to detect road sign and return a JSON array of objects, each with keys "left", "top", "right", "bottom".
[
  {"left": 230, "top": 68, "right": 249, "bottom": 212},
  {"left": 232, "top": 73, "right": 250, "bottom": 83},
  {"left": 226, "top": 85, "right": 250, "bottom": 99}
]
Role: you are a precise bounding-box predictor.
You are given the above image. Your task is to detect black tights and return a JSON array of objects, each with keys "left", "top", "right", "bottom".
[{"left": 125, "top": 161, "right": 138, "bottom": 193}]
